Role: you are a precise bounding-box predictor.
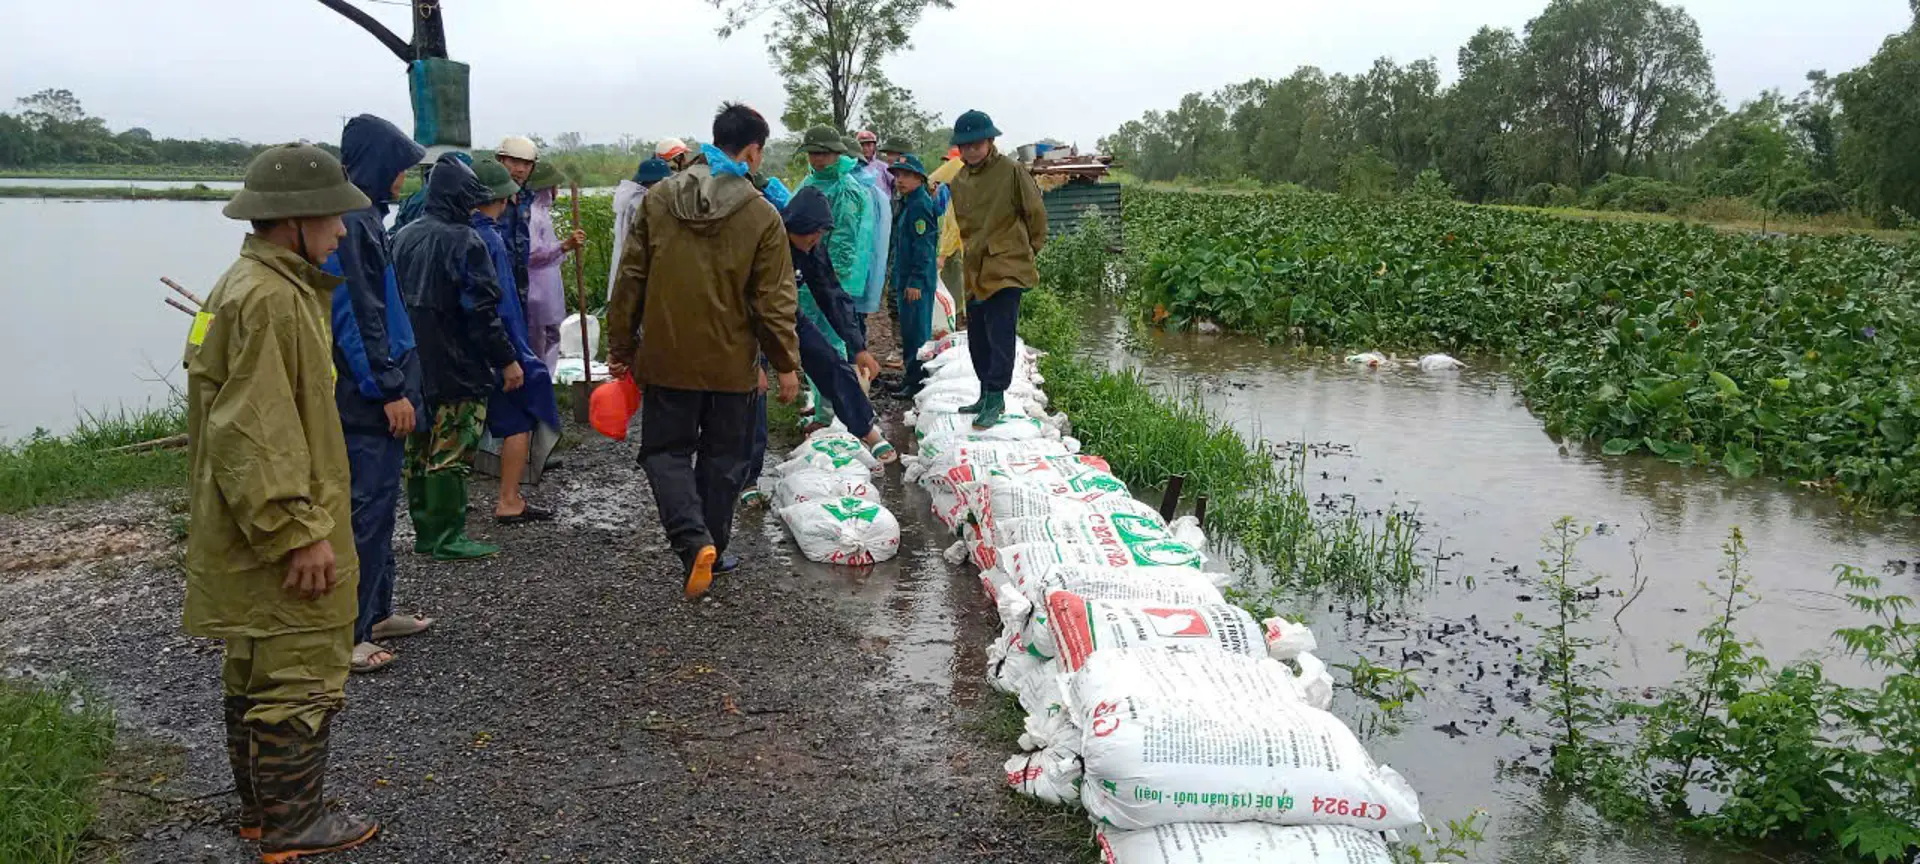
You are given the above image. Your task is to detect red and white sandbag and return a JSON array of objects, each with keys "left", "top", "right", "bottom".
[
  {"left": 1046, "top": 591, "right": 1265, "bottom": 672},
  {"left": 772, "top": 468, "right": 880, "bottom": 508}
]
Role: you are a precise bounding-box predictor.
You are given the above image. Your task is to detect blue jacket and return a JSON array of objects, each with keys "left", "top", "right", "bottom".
[
  {"left": 891, "top": 185, "right": 941, "bottom": 300},
  {"left": 471, "top": 212, "right": 561, "bottom": 436},
  {"left": 324, "top": 114, "right": 426, "bottom": 436},
  {"left": 500, "top": 186, "right": 534, "bottom": 301},
  {"left": 392, "top": 154, "right": 519, "bottom": 407}
]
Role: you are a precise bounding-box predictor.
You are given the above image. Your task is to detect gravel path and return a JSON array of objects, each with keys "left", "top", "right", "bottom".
[{"left": 2, "top": 395, "right": 1091, "bottom": 863}]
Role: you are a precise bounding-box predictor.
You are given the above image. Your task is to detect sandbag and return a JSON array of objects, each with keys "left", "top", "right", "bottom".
[
  {"left": 1002, "top": 533, "right": 1206, "bottom": 587},
  {"left": 1046, "top": 591, "right": 1264, "bottom": 672},
  {"left": 1098, "top": 824, "right": 1394, "bottom": 864},
  {"left": 789, "top": 430, "right": 881, "bottom": 471},
  {"left": 1064, "top": 649, "right": 1422, "bottom": 831},
  {"left": 1004, "top": 746, "right": 1082, "bottom": 805},
  {"left": 995, "top": 564, "right": 1227, "bottom": 659},
  {"left": 975, "top": 511, "right": 1174, "bottom": 570},
  {"left": 773, "top": 468, "right": 880, "bottom": 508},
  {"left": 915, "top": 411, "right": 1056, "bottom": 446},
  {"left": 933, "top": 278, "right": 958, "bottom": 337},
  {"left": 779, "top": 496, "right": 901, "bottom": 566}
]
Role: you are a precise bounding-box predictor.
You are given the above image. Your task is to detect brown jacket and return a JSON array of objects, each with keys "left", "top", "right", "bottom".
[
  {"left": 183, "top": 235, "right": 359, "bottom": 639},
  {"left": 950, "top": 151, "right": 1048, "bottom": 301},
  {"left": 608, "top": 163, "right": 800, "bottom": 392}
]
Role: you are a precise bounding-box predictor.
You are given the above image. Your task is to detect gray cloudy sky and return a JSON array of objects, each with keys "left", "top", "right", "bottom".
[{"left": 5, "top": 0, "right": 1911, "bottom": 151}]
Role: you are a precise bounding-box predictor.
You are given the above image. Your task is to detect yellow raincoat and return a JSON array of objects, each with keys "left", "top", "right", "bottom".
[
  {"left": 929, "top": 157, "right": 964, "bottom": 265},
  {"left": 184, "top": 235, "right": 359, "bottom": 640}
]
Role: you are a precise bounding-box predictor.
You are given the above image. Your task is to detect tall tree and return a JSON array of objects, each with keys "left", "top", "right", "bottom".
[
  {"left": 857, "top": 77, "right": 942, "bottom": 153},
  {"left": 1834, "top": 14, "right": 1920, "bottom": 220},
  {"left": 710, "top": 0, "right": 953, "bottom": 132},
  {"left": 1439, "top": 27, "right": 1524, "bottom": 201}
]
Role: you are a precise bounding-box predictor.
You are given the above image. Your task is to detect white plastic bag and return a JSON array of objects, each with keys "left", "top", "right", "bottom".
[
  {"left": 779, "top": 496, "right": 901, "bottom": 566},
  {"left": 933, "top": 278, "right": 958, "bottom": 337},
  {"left": 1004, "top": 747, "right": 1082, "bottom": 805},
  {"left": 1045, "top": 591, "right": 1264, "bottom": 672},
  {"left": 1262, "top": 617, "right": 1320, "bottom": 661},
  {"left": 1097, "top": 824, "right": 1394, "bottom": 864},
  {"left": 559, "top": 312, "right": 601, "bottom": 360},
  {"left": 773, "top": 468, "right": 880, "bottom": 508},
  {"left": 1065, "top": 649, "right": 1422, "bottom": 831}
]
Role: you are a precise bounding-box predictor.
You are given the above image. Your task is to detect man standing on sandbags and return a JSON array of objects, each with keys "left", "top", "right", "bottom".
[
  {"left": 608, "top": 103, "right": 801, "bottom": 600},
  {"left": 948, "top": 110, "right": 1047, "bottom": 429}
]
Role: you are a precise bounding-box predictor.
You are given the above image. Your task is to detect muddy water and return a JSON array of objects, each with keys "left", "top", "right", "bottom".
[
  {"left": 0, "top": 199, "right": 238, "bottom": 438},
  {"left": 1095, "top": 320, "right": 1914, "bottom": 863}
]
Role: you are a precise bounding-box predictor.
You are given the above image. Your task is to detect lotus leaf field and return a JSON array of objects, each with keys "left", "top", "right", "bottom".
[{"left": 1126, "top": 189, "right": 1920, "bottom": 509}]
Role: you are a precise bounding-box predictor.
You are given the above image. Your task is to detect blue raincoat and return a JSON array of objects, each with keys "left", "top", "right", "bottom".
[{"left": 470, "top": 212, "right": 561, "bottom": 438}]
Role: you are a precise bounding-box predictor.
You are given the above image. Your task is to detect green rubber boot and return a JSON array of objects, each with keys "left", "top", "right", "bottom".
[
  {"left": 955, "top": 393, "right": 987, "bottom": 414},
  {"left": 424, "top": 474, "right": 498, "bottom": 562},
  {"left": 407, "top": 475, "right": 435, "bottom": 555},
  {"left": 971, "top": 391, "right": 1006, "bottom": 430}
]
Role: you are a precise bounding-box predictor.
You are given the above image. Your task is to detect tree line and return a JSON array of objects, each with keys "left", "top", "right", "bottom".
[
  {"left": 1098, "top": 0, "right": 1920, "bottom": 224},
  {"left": 0, "top": 89, "right": 285, "bottom": 170}
]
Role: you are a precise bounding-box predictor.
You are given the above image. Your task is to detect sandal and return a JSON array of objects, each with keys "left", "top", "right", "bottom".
[
  {"left": 869, "top": 440, "right": 899, "bottom": 465},
  {"left": 370, "top": 614, "right": 434, "bottom": 641},
  {"left": 495, "top": 504, "right": 556, "bottom": 524},
  {"left": 350, "top": 642, "right": 397, "bottom": 674}
]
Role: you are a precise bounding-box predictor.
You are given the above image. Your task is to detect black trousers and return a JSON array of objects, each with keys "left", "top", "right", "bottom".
[
  {"left": 638, "top": 386, "right": 755, "bottom": 565},
  {"left": 966, "top": 287, "right": 1023, "bottom": 392}
]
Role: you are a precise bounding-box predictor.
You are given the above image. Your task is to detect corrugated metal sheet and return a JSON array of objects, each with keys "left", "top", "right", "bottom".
[{"left": 1041, "top": 182, "right": 1123, "bottom": 245}]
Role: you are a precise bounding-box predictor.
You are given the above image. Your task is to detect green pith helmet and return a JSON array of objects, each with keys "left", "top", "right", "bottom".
[
  {"left": 950, "top": 110, "right": 1002, "bottom": 146},
  {"left": 223, "top": 143, "right": 370, "bottom": 221},
  {"left": 879, "top": 138, "right": 916, "bottom": 156},
  {"left": 472, "top": 160, "right": 521, "bottom": 201},
  {"left": 840, "top": 134, "right": 861, "bottom": 156},
  {"left": 888, "top": 153, "right": 930, "bottom": 180},
  {"left": 526, "top": 160, "right": 567, "bottom": 190},
  {"left": 800, "top": 126, "right": 847, "bottom": 155}
]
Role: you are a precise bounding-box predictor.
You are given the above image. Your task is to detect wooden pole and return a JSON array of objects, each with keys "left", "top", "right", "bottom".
[
  {"left": 163, "top": 297, "right": 197, "bottom": 316},
  {"left": 160, "top": 277, "right": 204, "bottom": 309},
  {"left": 1159, "top": 474, "right": 1186, "bottom": 523},
  {"left": 568, "top": 180, "right": 593, "bottom": 424}
]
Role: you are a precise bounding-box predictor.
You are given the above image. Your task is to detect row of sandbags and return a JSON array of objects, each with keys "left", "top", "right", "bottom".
[
  {"left": 900, "top": 333, "right": 1421, "bottom": 864},
  {"left": 766, "top": 428, "right": 901, "bottom": 566}
]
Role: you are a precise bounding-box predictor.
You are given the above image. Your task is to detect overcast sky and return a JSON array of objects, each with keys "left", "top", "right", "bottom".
[{"left": 5, "top": 0, "right": 1911, "bottom": 152}]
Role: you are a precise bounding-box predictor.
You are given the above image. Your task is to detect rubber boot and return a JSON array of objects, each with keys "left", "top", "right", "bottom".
[
  {"left": 406, "top": 476, "right": 435, "bottom": 555},
  {"left": 224, "top": 696, "right": 262, "bottom": 841},
  {"left": 424, "top": 474, "right": 497, "bottom": 562},
  {"left": 971, "top": 391, "right": 1006, "bottom": 430},
  {"left": 955, "top": 393, "right": 986, "bottom": 414},
  {"left": 252, "top": 716, "right": 379, "bottom": 863},
  {"left": 684, "top": 545, "right": 717, "bottom": 601}
]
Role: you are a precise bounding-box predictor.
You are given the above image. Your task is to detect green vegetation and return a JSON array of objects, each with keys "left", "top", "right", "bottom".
[
  {"left": 0, "top": 406, "right": 187, "bottom": 513},
  {"left": 0, "top": 184, "right": 232, "bottom": 201},
  {"left": 1101, "top": 0, "right": 1920, "bottom": 227},
  {"left": 0, "top": 680, "right": 116, "bottom": 864},
  {"left": 1, "top": 164, "right": 243, "bottom": 181},
  {"left": 1025, "top": 218, "right": 1423, "bottom": 598},
  {"left": 1508, "top": 525, "right": 1920, "bottom": 862},
  {"left": 0, "top": 89, "right": 276, "bottom": 172},
  {"left": 1127, "top": 187, "right": 1920, "bottom": 508}
]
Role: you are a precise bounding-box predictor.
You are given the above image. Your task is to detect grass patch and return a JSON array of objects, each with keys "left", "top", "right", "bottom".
[
  {"left": 0, "top": 185, "right": 233, "bottom": 201},
  {"left": 0, "top": 406, "right": 188, "bottom": 513},
  {"left": 0, "top": 680, "right": 116, "bottom": 864}
]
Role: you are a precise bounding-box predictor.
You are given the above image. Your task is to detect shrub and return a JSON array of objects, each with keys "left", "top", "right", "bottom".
[
  {"left": 1583, "top": 173, "right": 1698, "bottom": 213},
  {"left": 1409, "top": 168, "right": 1454, "bottom": 201},
  {"left": 1774, "top": 181, "right": 1847, "bottom": 216}
]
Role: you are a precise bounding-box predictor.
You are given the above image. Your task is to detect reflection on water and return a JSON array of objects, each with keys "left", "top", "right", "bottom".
[
  {"left": 0, "top": 199, "right": 240, "bottom": 438},
  {"left": 0, "top": 176, "right": 242, "bottom": 190},
  {"left": 1093, "top": 316, "right": 1908, "bottom": 863}
]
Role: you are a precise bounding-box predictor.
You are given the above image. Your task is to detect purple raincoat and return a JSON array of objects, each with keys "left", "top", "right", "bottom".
[{"left": 525, "top": 187, "right": 569, "bottom": 372}]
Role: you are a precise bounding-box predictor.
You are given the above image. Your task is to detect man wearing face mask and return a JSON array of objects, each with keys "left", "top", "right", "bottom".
[
  {"left": 608, "top": 102, "right": 801, "bottom": 601},
  {"left": 184, "top": 143, "right": 382, "bottom": 860}
]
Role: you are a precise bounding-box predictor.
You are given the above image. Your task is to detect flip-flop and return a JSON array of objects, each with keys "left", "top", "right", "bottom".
[
  {"left": 350, "top": 642, "right": 397, "bottom": 674},
  {"left": 495, "top": 504, "right": 556, "bottom": 524},
  {"left": 370, "top": 614, "right": 434, "bottom": 641}
]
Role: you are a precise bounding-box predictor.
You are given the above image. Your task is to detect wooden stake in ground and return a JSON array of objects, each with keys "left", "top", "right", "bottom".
[
  {"left": 160, "top": 277, "right": 204, "bottom": 309},
  {"left": 570, "top": 180, "right": 592, "bottom": 386}
]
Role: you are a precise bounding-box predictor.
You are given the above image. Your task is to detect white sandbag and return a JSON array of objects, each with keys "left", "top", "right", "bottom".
[
  {"left": 773, "top": 468, "right": 880, "bottom": 508},
  {"left": 559, "top": 312, "right": 601, "bottom": 360},
  {"left": 772, "top": 451, "right": 872, "bottom": 481},
  {"left": 1005, "top": 747, "right": 1083, "bottom": 805},
  {"left": 986, "top": 631, "right": 1065, "bottom": 714},
  {"left": 1291, "top": 651, "right": 1335, "bottom": 712},
  {"left": 1262, "top": 617, "right": 1319, "bottom": 661},
  {"left": 1046, "top": 591, "right": 1264, "bottom": 672},
  {"left": 1065, "top": 649, "right": 1422, "bottom": 831},
  {"left": 915, "top": 411, "right": 1056, "bottom": 446},
  {"left": 1097, "top": 824, "right": 1394, "bottom": 864},
  {"left": 788, "top": 430, "right": 881, "bottom": 471},
  {"left": 779, "top": 497, "right": 901, "bottom": 566},
  {"left": 974, "top": 511, "right": 1174, "bottom": 570},
  {"left": 1002, "top": 534, "right": 1206, "bottom": 587}
]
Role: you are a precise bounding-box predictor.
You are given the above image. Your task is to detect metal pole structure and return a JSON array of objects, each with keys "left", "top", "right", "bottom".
[{"left": 568, "top": 181, "right": 593, "bottom": 424}]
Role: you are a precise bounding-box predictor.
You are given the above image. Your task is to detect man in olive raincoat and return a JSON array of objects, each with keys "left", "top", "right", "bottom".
[
  {"left": 948, "top": 110, "right": 1047, "bottom": 429},
  {"left": 185, "top": 143, "right": 381, "bottom": 860}
]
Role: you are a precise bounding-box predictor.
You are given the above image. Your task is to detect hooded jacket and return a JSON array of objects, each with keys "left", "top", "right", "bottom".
[
  {"left": 607, "top": 152, "right": 800, "bottom": 393},
  {"left": 392, "top": 153, "right": 519, "bottom": 407},
  {"left": 783, "top": 187, "right": 866, "bottom": 355},
  {"left": 857, "top": 160, "right": 892, "bottom": 314},
  {"left": 472, "top": 211, "right": 563, "bottom": 436},
  {"left": 184, "top": 235, "right": 358, "bottom": 638},
  {"left": 324, "top": 114, "right": 425, "bottom": 437},
  {"left": 525, "top": 186, "right": 568, "bottom": 330},
  {"left": 799, "top": 155, "right": 873, "bottom": 304}
]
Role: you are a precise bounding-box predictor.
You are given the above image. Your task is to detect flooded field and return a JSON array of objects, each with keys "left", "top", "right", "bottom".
[{"left": 1093, "top": 316, "right": 1914, "bottom": 863}]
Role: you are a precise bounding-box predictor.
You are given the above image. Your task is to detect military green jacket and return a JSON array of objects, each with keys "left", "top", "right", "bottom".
[
  {"left": 950, "top": 152, "right": 1048, "bottom": 301},
  {"left": 183, "top": 235, "right": 359, "bottom": 638}
]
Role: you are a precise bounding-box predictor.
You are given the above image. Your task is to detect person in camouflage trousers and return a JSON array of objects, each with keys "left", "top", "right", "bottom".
[{"left": 186, "top": 144, "right": 381, "bottom": 861}]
